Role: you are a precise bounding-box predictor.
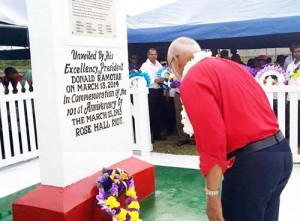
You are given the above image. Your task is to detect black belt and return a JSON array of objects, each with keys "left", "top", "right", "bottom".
[{"left": 228, "top": 131, "right": 285, "bottom": 158}]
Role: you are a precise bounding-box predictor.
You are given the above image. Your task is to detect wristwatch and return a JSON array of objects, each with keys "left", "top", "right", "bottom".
[{"left": 204, "top": 186, "right": 220, "bottom": 196}]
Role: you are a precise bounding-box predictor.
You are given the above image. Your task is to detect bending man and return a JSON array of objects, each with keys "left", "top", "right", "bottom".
[{"left": 167, "top": 37, "right": 293, "bottom": 221}]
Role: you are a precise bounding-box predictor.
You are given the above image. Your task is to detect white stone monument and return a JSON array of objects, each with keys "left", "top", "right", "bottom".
[
  {"left": 28, "top": 0, "right": 133, "bottom": 187},
  {"left": 13, "top": 1, "right": 155, "bottom": 220}
]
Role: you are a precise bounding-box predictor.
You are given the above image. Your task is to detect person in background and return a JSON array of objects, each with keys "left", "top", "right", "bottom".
[
  {"left": 286, "top": 44, "right": 300, "bottom": 78},
  {"left": 2, "top": 67, "right": 23, "bottom": 94},
  {"left": 258, "top": 55, "right": 268, "bottom": 67},
  {"left": 285, "top": 44, "right": 300, "bottom": 142},
  {"left": 231, "top": 54, "right": 244, "bottom": 65},
  {"left": 246, "top": 58, "right": 255, "bottom": 68},
  {"left": 171, "top": 81, "right": 195, "bottom": 146},
  {"left": 167, "top": 37, "right": 292, "bottom": 221},
  {"left": 20, "top": 69, "right": 33, "bottom": 91},
  {"left": 128, "top": 53, "right": 141, "bottom": 72},
  {"left": 210, "top": 48, "right": 219, "bottom": 57},
  {"left": 230, "top": 48, "right": 237, "bottom": 59},
  {"left": 140, "top": 48, "right": 167, "bottom": 141},
  {"left": 275, "top": 55, "right": 286, "bottom": 67},
  {"left": 252, "top": 57, "right": 261, "bottom": 72},
  {"left": 283, "top": 42, "right": 297, "bottom": 71},
  {"left": 163, "top": 82, "right": 176, "bottom": 136},
  {"left": 159, "top": 60, "right": 176, "bottom": 136},
  {"left": 220, "top": 50, "right": 230, "bottom": 59}
]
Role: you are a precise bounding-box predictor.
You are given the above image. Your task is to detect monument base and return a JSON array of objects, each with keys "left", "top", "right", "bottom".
[{"left": 12, "top": 157, "right": 155, "bottom": 221}]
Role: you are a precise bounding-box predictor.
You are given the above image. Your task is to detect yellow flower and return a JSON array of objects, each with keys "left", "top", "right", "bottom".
[
  {"left": 128, "top": 211, "right": 139, "bottom": 221},
  {"left": 97, "top": 168, "right": 140, "bottom": 221},
  {"left": 128, "top": 201, "right": 140, "bottom": 210},
  {"left": 115, "top": 208, "right": 127, "bottom": 220},
  {"left": 291, "top": 69, "right": 300, "bottom": 81},
  {"left": 126, "top": 188, "right": 137, "bottom": 197},
  {"left": 120, "top": 171, "right": 128, "bottom": 180},
  {"left": 170, "top": 73, "right": 176, "bottom": 80},
  {"left": 105, "top": 196, "right": 120, "bottom": 209},
  {"left": 110, "top": 171, "right": 116, "bottom": 182}
]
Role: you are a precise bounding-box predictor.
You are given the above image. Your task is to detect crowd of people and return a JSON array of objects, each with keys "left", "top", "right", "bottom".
[
  {"left": 0, "top": 67, "right": 33, "bottom": 94},
  {"left": 129, "top": 49, "right": 195, "bottom": 145},
  {"left": 128, "top": 43, "right": 300, "bottom": 147}
]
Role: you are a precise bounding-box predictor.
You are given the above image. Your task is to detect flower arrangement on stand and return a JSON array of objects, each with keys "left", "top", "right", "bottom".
[
  {"left": 157, "top": 67, "right": 180, "bottom": 89},
  {"left": 96, "top": 168, "right": 141, "bottom": 221},
  {"left": 129, "top": 70, "right": 151, "bottom": 87},
  {"left": 255, "top": 64, "right": 287, "bottom": 85}
]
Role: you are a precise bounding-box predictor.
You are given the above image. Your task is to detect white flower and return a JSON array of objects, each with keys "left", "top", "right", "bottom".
[
  {"left": 181, "top": 106, "right": 194, "bottom": 136},
  {"left": 181, "top": 50, "right": 212, "bottom": 136}
]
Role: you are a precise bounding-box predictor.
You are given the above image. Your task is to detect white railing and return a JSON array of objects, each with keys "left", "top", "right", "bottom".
[
  {"left": 0, "top": 79, "right": 299, "bottom": 168},
  {"left": 0, "top": 82, "right": 38, "bottom": 168},
  {"left": 263, "top": 85, "right": 300, "bottom": 162}
]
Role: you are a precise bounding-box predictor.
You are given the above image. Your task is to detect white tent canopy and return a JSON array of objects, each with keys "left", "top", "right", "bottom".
[
  {"left": 1, "top": 0, "right": 300, "bottom": 49},
  {"left": 127, "top": 0, "right": 300, "bottom": 48},
  {"left": 0, "top": 0, "right": 27, "bottom": 25}
]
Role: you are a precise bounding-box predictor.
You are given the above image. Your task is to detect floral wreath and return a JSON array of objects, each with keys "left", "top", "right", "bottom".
[
  {"left": 290, "top": 67, "right": 300, "bottom": 85},
  {"left": 96, "top": 168, "right": 141, "bottom": 221},
  {"left": 157, "top": 67, "right": 180, "bottom": 89},
  {"left": 255, "top": 64, "right": 287, "bottom": 85},
  {"left": 181, "top": 51, "right": 212, "bottom": 136},
  {"left": 129, "top": 70, "right": 151, "bottom": 87}
]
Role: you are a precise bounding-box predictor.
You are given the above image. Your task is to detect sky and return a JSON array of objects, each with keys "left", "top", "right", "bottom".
[{"left": 126, "top": 0, "right": 177, "bottom": 16}]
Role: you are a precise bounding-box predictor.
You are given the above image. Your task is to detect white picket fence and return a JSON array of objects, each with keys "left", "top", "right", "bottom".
[
  {"left": 129, "top": 77, "right": 152, "bottom": 156},
  {"left": 264, "top": 85, "right": 300, "bottom": 162},
  {"left": 0, "top": 82, "right": 38, "bottom": 168},
  {"left": 0, "top": 79, "right": 300, "bottom": 169}
]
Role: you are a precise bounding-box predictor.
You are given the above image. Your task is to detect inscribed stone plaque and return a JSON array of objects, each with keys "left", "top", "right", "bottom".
[{"left": 68, "top": 0, "right": 116, "bottom": 38}]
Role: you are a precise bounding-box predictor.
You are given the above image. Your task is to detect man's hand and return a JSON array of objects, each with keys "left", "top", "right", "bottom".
[
  {"left": 154, "top": 77, "right": 164, "bottom": 84},
  {"left": 206, "top": 195, "right": 225, "bottom": 221}
]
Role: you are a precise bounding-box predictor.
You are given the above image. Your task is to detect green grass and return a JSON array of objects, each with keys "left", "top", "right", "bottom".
[
  {"left": 152, "top": 133, "right": 198, "bottom": 155},
  {"left": 0, "top": 60, "right": 31, "bottom": 75}
]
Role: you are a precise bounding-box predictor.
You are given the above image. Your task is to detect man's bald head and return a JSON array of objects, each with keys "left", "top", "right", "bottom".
[{"left": 167, "top": 37, "right": 201, "bottom": 79}]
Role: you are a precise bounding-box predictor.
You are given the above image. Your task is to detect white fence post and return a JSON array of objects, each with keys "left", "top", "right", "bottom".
[{"left": 129, "top": 77, "right": 152, "bottom": 156}]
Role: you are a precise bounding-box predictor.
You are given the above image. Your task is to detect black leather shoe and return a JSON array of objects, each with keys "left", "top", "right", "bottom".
[{"left": 176, "top": 140, "right": 190, "bottom": 146}]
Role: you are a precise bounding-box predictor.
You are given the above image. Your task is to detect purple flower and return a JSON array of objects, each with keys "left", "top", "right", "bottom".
[
  {"left": 125, "top": 196, "right": 137, "bottom": 205},
  {"left": 112, "top": 206, "right": 121, "bottom": 215},
  {"left": 170, "top": 79, "right": 181, "bottom": 88},
  {"left": 118, "top": 181, "right": 126, "bottom": 194},
  {"left": 126, "top": 213, "right": 131, "bottom": 221},
  {"left": 126, "top": 178, "right": 134, "bottom": 189},
  {"left": 243, "top": 65, "right": 257, "bottom": 77},
  {"left": 102, "top": 205, "right": 114, "bottom": 216},
  {"left": 110, "top": 183, "right": 118, "bottom": 196},
  {"left": 97, "top": 174, "right": 113, "bottom": 191},
  {"left": 96, "top": 168, "right": 140, "bottom": 221}
]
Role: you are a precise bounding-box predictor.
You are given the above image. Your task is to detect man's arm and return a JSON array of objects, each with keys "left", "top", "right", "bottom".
[{"left": 205, "top": 164, "right": 224, "bottom": 221}]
